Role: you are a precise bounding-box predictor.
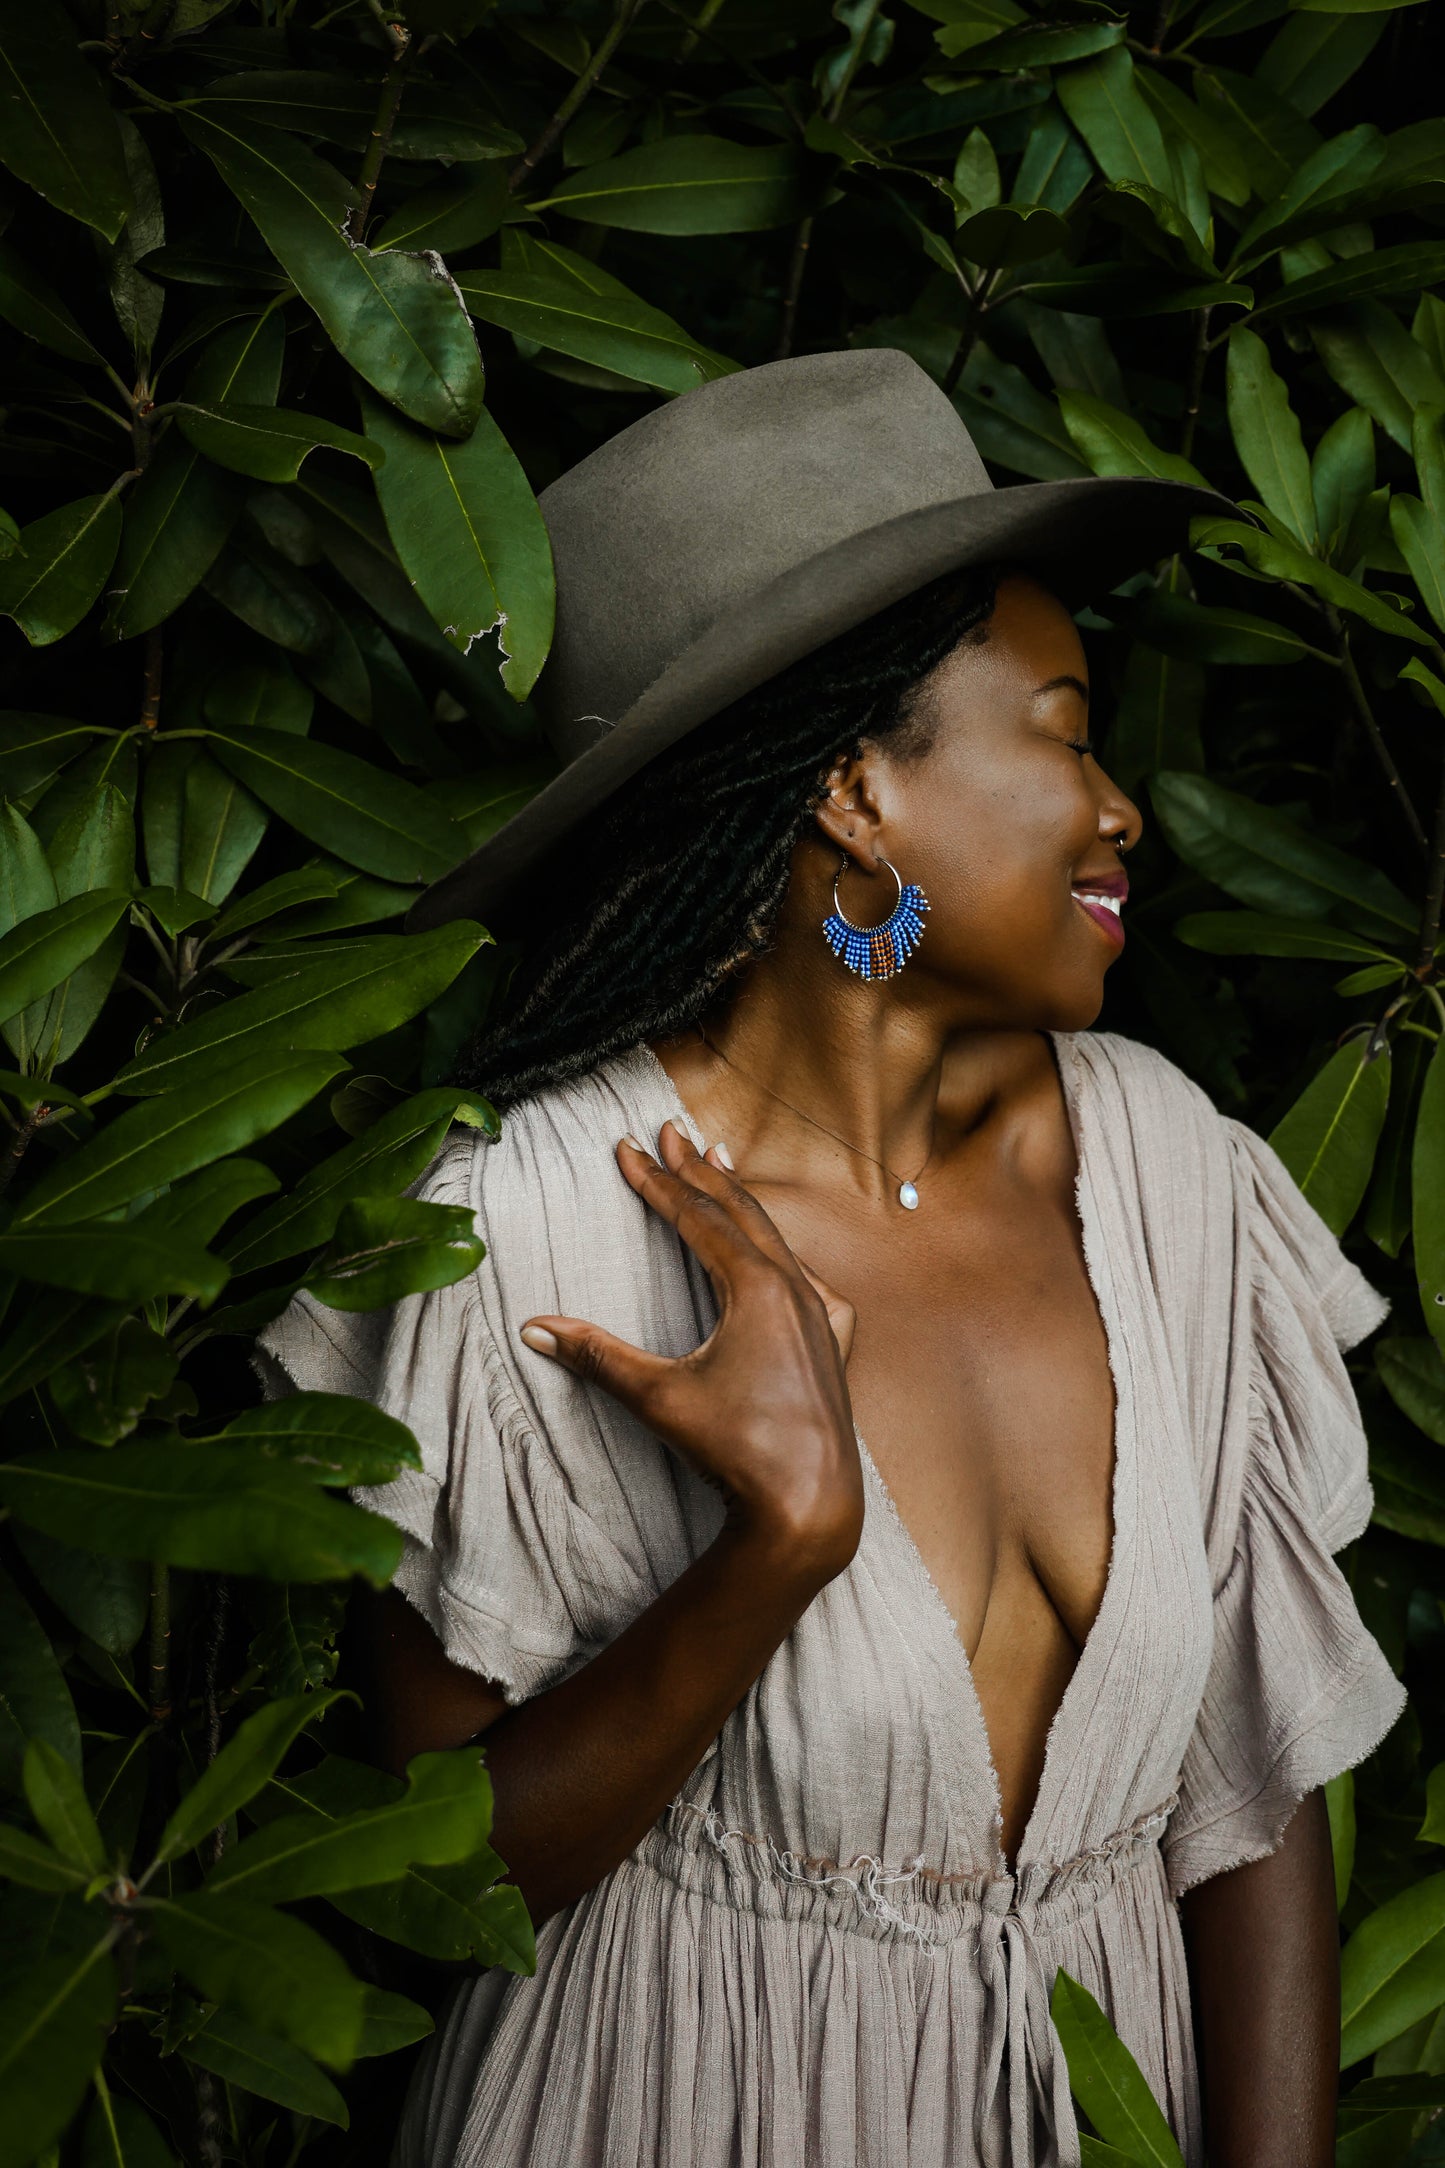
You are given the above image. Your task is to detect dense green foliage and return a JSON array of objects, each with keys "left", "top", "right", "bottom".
[{"left": 2, "top": 0, "right": 1445, "bottom": 2159}]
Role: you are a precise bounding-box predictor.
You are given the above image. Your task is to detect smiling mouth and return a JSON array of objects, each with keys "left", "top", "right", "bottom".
[{"left": 1071, "top": 889, "right": 1126, "bottom": 946}]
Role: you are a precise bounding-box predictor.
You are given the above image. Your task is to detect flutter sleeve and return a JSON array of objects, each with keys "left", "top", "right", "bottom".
[
  {"left": 252, "top": 1137, "right": 646, "bottom": 1706},
  {"left": 1162, "top": 1113, "right": 1407, "bottom": 1899}
]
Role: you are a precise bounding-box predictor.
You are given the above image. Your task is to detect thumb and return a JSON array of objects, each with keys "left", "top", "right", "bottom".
[
  {"left": 519, "top": 1315, "right": 670, "bottom": 1413},
  {"left": 796, "top": 1264, "right": 856, "bottom": 1366}
]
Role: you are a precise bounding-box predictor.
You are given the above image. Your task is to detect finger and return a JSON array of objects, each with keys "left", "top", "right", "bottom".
[
  {"left": 520, "top": 1314, "right": 673, "bottom": 1415},
  {"left": 655, "top": 1121, "right": 805, "bottom": 1279},
  {"left": 797, "top": 1262, "right": 857, "bottom": 1365},
  {"left": 613, "top": 1132, "right": 764, "bottom": 1285}
]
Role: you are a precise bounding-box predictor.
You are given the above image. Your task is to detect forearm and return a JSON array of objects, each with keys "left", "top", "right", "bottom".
[
  {"left": 354, "top": 1519, "right": 845, "bottom": 1928},
  {"left": 1180, "top": 1789, "right": 1339, "bottom": 2168}
]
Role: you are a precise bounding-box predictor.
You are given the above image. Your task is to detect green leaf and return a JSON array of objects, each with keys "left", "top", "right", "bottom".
[
  {"left": 0, "top": 1822, "right": 87, "bottom": 1893},
  {"left": 0, "top": 890, "right": 130, "bottom": 1030},
  {"left": 1133, "top": 67, "right": 1251, "bottom": 207},
  {"left": 105, "top": 311, "right": 285, "bottom": 642},
  {"left": 1149, "top": 771, "right": 1415, "bottom": 936},
  {"left": 353, "top": 1984, "right": 434, "bottom": 2057},
  {"left": 1413, "top": 404, "right": 1445, "bottom": 521},
  {"left": 48, "top": 1320, "right": 176, "bottom": 1448},
  {"left": 1415, "top": 1035, "right": 1445, "bottom": 1360},
  {"left": 1057, "top": 393, "right": 1210, "bottom": 487},
  {"left": 23, "top": 1740, "right": 104, "bottom": 1875},
  {"left": 305, "top": 1194, "right": 484, "bottom": 1310},
  {"left": 0, "top": 1937, "right": 117, "bottom": 2168},
  {"left": 23, "top": 782, "right": 135, "bottom": 1071},
  {"left": 156, "top": 1689, "right": 345, "bottom": 1865},
  {"left": 0, "top": 493, "right": 123, "bottom": 648},
  {"left": 203, "top": 725, "right": 466, "bottom": 883},
  {"left": 114, "top": 928, "right": 482, "bottom": 1097},
  {"left": 1173, "top": 911, "right": 1395, "bottom": 959},
  {"left": 955, "top": 202, "right": 1071, "bottom": 269},
  {"left": 1256, "top": 10, "right": 1386, "bottom": 114},
  {"left": 1195, "top": 64, "right": 1323, "bottom": 201},
  {"left": 17, "top": 1050, "right": 343, "bottom": 1224},
  {"left": 1232, "top": 124, "right": 1383, "bottom": 270},
  {"left": 182, "top": 112, "right": 483, "bottom": 438},
  {"left": 174, "top": 402, "right": 381, "bottom": 485},
  {"left": 1190, "top": 512, "right": 1432, "bottom": 645},
  {"left": 953, "top": 343, "right": 1090, "bottom": 481},
  {"left": 362, "top": 394, "right": 555, "bottom": 697},
  {"left": 1312, "top": 406, "right": 1375, "bottom": 558},
  {"left": 0, "top": 713, "right": 105, "bottom": 804},
  {"left": 374, "top": 163, "right": 510, "bottom": 254},
  {"left": 1422, "top": 1764, "right": 1445, "bottom": 1845},
  {"left": 1113, "top": 590, "right": 1313, "bottom": 666},
  {"left": 0, "top": 1443, "right": 403, "bottom": 1585},
  {"left": 0, "top": 242, "right": 99, "bottom": 364},
  {"left": 533, "top": 134, "right": 815, "bottom": 234},
  {"left": 1050, "top": 1969, "right": 1185, "bottom": 2166},
  {"left": 192, "top": 71, "right": 522, "bottom": 162},
  {"left": 0, "top": 1223, "right": 227, "bottom": 1305},
  {"left": 1225, "top": 327, "right": 1315, "bottom": 543},
  {"left": 1055, "top": 50, "right": 1175, "bottom": 196},
  {"left": 1341, "top": 1873, "right": 1445, "bottom": 2068},
  {"left": 1327, "top": 1768, "right": 1356, "bottom": 1910},
  {"left": 1254, "top": 242, "right": 1445, "bottom": 323},
  {"left": 1376, "top": 1336, "right": 1445, "bottom": 1445},
  {"left": 184, "top": 2007, "right": 348, "bottom": 2128},
  {"left": 1311, "top": 300, "right": 1445, "bottom": 452},
  {"left": 222, "top": 1086, "right": 480, "bottom": 1275},
  {"left": 210, "top": 1748, "right": 491, "bottom": 1903},
  {"left": 1268, "top": 1038, "right": 1391, "bottom": 1237},
  {"left": 12, "top": 1529, "right": 148, "bottom": 1657},
  {"left": 1388, "top": 496, "right": 1445, "bottom": 636},
  {"left": 0, "top": 0, "right": 130, "bottom": 240},
  {"left": 257, "top": 1756, "right": 533, "bottom": 1969},
  {"left": 0, "top": 1566, "right": 80, "bottom": 1792},
  {"left": 207, "top": 867, "right": 340, "bottom": 942},
  {"left": 247, "top": 1580, "right": 345, "bottom": 1697},
  {"left": 208, "top": 1393, "right": 422, "bottom": 1487},
  {"left": 149, "top": 1894, "right": 365, "bottom": 2068},
  {"left": 81, "top": 2088, "right": 176, "bottom": 2168},
  {"left": 458, "top": 269, "right": 738, "bottom": 397}
]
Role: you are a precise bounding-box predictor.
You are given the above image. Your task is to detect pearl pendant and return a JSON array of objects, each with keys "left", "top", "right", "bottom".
[{"left": 898, "top": 1181, "right": 919, "bottom": 1211}]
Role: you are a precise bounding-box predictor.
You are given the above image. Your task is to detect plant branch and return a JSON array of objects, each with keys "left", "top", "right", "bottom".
[
  {"left": 0, "top": 1104, "right": 45, "bottom": 1200},
  {"left": 508, "top": 0, "right": 644, "bottom": 196},
  {"left": 774, "top": 216, "right": 814, "bottom": 361},
  {"left": 346, "top": 19, "right": 415, "bottom": 242},
  {"left": 1329, "top": 611, "right": 1428, "bottom": 855},
  {"left": 1415, "top": 736, "right": 1445, "bottom": 975},
  {"left": 148, "top": 1563, "right": 172, "bottom": 1723}
]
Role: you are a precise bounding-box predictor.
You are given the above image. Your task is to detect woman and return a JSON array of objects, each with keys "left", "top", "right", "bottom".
[{"left": 258, "top": 350, "right": 1404, "bottom": 2167}]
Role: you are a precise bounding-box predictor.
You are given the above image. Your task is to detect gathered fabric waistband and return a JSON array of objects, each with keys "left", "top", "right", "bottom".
[{"left": 637, "top": 1793, "right": 1178, "bottom": 1953}]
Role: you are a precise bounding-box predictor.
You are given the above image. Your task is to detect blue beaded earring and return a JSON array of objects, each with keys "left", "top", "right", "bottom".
[{"left": 822, "top": 856, "right": 930, "bottom": 981}]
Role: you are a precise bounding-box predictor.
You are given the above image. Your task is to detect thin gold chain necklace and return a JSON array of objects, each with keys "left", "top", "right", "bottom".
[{"left": 694, "top": 1024, "right": 937, "bottom": 1211}]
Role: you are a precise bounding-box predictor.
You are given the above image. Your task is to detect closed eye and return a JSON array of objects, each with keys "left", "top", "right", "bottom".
[{"left": 1067, "top": 737, "right": 1096, "bottom": 758}]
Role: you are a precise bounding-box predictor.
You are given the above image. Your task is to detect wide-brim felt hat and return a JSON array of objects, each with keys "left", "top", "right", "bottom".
[{"left": 407, "top": 347, "right": 1229, "bottom": 933}]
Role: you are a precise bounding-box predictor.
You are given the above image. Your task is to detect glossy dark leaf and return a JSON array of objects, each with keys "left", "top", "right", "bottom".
[
  {"left": 114, "top": 927, "right": 483, "bottom": 1096},
  {"left": 193, "top": 71, "right": 522, "bottom": 162},
  {"left": 1269, "top": 1038, "right": 1391, "bottom": 1237},
  {"left": 1415, "top": 1035, "right": 1445, "bottom": 1361},
  {"left": 1341, "top": 1873, "right": 1445, "bottom": 2067},
  {"left": 16, "top": 1049, "right": 346, "bottom": 1222},
  {"left": 533, "top": 134, "right": 815, "bottom": 233},
  {"left": 12, "top": 1527, "right": 149, "bottom": 1656},
  {"left": 0, "top": 891, "right": 130, "bottom": 1030},
  {"left": 175, "top": 402, "right": 382, "bottom": 484},
  {"left": 0, "top": 1937, "right": 118, "bottom": 2168},
  {"left": 0, "top": 1566, "right": 81, "bottom": 1791},
  {"left": 203, "top": 724, "right": 469, "bottom": 883},
  {"left": 0, "top": 492, "right": 123, "bottom": 647},
  {"left": 183, "top": 111, "right": 483, "bottom": 437},
  {"left": 48, "top": 1319, "right": 180, "bottom": 1447},
  {"left": 0, "top": 1224, "right": 227, "bottom": 1305},
  {"left": 0, "top": 0, "right": 130, "bottom": 239},
  {"left": 0, "top": 242, "right": 100, "bottom": 364},
  {"left": 1051, "top": 1969, "right": 1185, "bottom": 2167},
  {"left": 155, "top": 1690, "right": 346, "bottom": 1864},
  {"left": 0, "top": 713, "right": 105, "bottom": 804},
  {"left": 24, "top": 1739, "right": 104, "bottom": 1876},
  {"left": 184, "top": 2008, "right": 349, "bottom": 2128},
  {"left": 208, "top": 1393, "right": 422, "bottom": 1486},
  {"left": 457, "top": 268, "right": 738, "bottom": 395},
  {"left": 305, "top": 1194, "right": 484, "bottom": 1310},
  {"left": 149, "top": 1895, "right": 366, "bottom": 2068},
  {"left": 80, "top": 2091, "right": 177, "bottom": 2168},
  {"left": 0, "top": 1443, "right": 403, "bottom": 1585},
  {"left": 374, "top": 163, "right": 509, "bottom": 253}
]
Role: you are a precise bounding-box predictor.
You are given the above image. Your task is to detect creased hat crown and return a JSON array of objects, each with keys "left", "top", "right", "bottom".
[{"left": 536, "top": 349, "right": 991, "bottom": 760}]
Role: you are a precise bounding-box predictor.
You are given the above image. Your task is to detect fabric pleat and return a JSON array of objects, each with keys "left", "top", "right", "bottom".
[{"left": 255, "top": 1027, "right": 1405, "bottom": 2167}]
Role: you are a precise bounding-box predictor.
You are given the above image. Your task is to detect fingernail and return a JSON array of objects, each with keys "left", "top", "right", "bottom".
[
  {"left": 520, "top": 1325, "right": 559, "bottom": 1356},
  {"left": 714, "top": 1140, "right": 735, "bottom": 1170},
  {"left": 619, "top": 1134, "right": 645, "bottom": 1153}
]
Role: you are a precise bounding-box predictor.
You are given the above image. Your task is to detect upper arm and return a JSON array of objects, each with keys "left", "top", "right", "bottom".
[{"left": 351, "top": 1583, "right": 511, "bottom": 1776}]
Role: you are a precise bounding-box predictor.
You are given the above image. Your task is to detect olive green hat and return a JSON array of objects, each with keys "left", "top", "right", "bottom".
[{"left": 407, "top": 346, "right": 1226, "bottom": 932}]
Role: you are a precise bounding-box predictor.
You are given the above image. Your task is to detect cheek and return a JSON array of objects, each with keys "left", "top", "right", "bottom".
[{"left": 904, "top": 755, "right": 1089, "bottom": 911}]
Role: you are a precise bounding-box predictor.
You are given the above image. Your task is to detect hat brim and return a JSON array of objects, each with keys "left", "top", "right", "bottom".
[{"left": 407, "top": 472, "right": 1229, "bottom": 933}]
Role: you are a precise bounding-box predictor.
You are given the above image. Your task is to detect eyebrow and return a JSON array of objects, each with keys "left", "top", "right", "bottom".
[{"left": 1032, "top": 674, "right": 1090, "bottom": 704}]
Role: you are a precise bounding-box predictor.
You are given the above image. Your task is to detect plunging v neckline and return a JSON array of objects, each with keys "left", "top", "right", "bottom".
[{"left": 627, "top": 1027, "right": 1128, "bottom": 1881}]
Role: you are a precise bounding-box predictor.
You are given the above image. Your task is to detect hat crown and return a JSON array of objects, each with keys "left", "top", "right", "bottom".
[{"left": 536, "top": 349, "right": 991, "bottom": 758}]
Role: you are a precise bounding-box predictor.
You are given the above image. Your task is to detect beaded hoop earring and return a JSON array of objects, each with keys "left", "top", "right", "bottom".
[{"left": 822, "top": 856, "right": 930, "bottom": 981}]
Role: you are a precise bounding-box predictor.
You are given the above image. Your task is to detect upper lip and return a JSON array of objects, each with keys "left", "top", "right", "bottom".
[{"left": 1071, "top": 870, "right": 1129, "bottom": 901}]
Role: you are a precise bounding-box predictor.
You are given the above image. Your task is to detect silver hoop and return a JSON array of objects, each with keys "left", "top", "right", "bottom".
[{"left": 831, "top": 855, "right": 904, "bottom": 932}]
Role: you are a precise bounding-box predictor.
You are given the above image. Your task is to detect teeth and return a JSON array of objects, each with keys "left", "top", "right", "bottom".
[{"left": 1073, "top": 890, "right": 1122, "bottom": 916}]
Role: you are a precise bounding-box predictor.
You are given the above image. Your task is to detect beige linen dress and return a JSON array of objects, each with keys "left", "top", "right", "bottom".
[{"left": 256, "top": 1027, "right": 1406, "bottom": 2168}]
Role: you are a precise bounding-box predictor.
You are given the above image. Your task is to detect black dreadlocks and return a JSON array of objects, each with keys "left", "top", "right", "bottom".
[{"left": 460, "top": 564, "right": 1000, "bottom": 1109}]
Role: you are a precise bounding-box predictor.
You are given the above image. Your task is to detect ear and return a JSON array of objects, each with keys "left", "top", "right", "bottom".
[{"left": 812, "top": 745, "right": 886, "bottom": 872}]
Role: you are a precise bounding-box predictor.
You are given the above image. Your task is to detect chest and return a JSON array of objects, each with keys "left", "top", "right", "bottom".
[{"left": 751, "top": 1145, "right": 1117, "bottom": 1665}]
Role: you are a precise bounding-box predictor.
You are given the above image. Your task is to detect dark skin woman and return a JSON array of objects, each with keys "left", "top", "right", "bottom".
[{"left": 356, "top": 570, "right": 1339, "bottom": 2168}]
